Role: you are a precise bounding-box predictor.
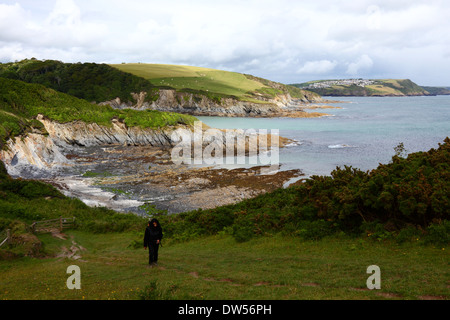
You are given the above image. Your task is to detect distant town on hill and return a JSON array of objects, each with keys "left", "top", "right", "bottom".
[{"left": 291, "top": 79, "right": 450, "bottom": 97}]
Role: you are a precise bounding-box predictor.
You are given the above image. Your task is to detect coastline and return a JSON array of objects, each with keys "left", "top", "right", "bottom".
[{"left": 45, "top": 142, "right": 303, "bottom": 215}]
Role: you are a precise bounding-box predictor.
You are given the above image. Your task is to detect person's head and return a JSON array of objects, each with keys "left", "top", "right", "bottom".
[{"left": 149, "top": 218, "right": 159, "bottom": 228}]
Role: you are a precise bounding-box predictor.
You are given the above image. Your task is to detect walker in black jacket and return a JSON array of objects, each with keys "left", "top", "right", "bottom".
[{"left": 143, "top": 218, "right": 163, "bottom": 266}]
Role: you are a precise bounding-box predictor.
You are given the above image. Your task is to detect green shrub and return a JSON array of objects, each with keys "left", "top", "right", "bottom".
[
  {"left": 161, "top": 138, "right": 449, "bottom": 243},
  {"left": 395, "top": 226, "right": 423, "bottom": 244},
  {"left": 423, "top": 220, "right": 450, "bottom": 246},
  {"left": 232, "top": 224, "right": 254, "bottom": 243},
  {"left": 297, "top": 219, "right": 335, "bottom": 240}
]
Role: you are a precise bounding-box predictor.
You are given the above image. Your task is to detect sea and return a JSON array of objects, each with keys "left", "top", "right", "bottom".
[{"left": 196, "top": 96, "right": 450, "bottom": 178}]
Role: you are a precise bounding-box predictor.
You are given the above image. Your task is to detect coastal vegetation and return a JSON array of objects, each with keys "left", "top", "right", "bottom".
[
  {"left": 0, "top": 139, "right": 448, "bottom": 300},
  {"left": 421, "top": 86, "right": 450, "bottom": 95},
  {"left": 0, "top": 77, "right": 197, "bottom": 149},
  {"left": 160, "top": 138, "right": 449, "bottom": 244},
  {"left": 0, "top": 58, "right": 158, "bottom": 103}
]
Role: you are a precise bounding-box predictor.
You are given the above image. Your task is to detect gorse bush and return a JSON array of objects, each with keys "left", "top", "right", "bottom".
[
  {"left": 160, "top": 138, "right": 449, "bottom": 243},
  {"left": 424, "top": 220, "right": 450, "bottom": 246}
]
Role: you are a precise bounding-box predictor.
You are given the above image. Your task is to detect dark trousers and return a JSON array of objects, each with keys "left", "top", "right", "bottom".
[{"left": 148, "top": 242, "right": 159, "bottom": 264}]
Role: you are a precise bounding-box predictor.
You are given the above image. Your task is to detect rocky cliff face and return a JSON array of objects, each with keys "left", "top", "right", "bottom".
[
  {"left": 35, "top": 115, "right": 189, "bottom": 148},
  {"left": 0, "top": 114, "right": 285, "bottom": 176},
  {"left": 100, "top": 88, "right": 324, "bottom": 117},
  {"left": 0, "top": 115, "right": 192, "bottom": 176},
  {"left": 1, "top": 133, "right": 68, "bottom": 176}
]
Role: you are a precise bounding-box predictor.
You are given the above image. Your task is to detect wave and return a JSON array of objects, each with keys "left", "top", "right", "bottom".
[
  {"left": 54, "top": 176, "right": 145, "bottom": 212},
  {"left": 285, "top": 140, "right": 302, "bottom": 147},
  {"left": 328, "top": 144, "right": 356, "bottom": 149}
]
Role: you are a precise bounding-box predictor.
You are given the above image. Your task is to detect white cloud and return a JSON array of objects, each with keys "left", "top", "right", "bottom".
[
  {"left": 0, "top": 3, "right": 31, "bottom": 42},
  {"left": 297, "top": 60, "right": 338, "bottom": 75},
  {"left": 346, "top": 55, "right": 374, "bottom": 76},
  {"left": 0, "top": 0, "right": 449, "bottom": 85},
  {"left": 46, "top": 0, "right": 81, "bottom": 26},
  {"left": 0, "top": 0, "right": 107, "bottom": 61}
]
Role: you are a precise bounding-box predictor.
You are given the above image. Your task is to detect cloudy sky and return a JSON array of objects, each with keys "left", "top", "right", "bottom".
[{"left": 1, "top": 0, "right": 449, "bottom": 85}]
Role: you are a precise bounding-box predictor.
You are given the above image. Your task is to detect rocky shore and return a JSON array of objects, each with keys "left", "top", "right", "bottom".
[
  {"left": 99, "top": 88, "right": 335, "bottom": 118},
  {"left": 1, "top": 115, "right": 304, "bottom": 215},
  {"left": 50, "top": 144, "right": 304, "bottom": 214}
]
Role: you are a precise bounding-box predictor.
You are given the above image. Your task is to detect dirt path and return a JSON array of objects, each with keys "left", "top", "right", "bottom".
[{"left": 51, "top": 231, "right": 86, "bottom": 261}]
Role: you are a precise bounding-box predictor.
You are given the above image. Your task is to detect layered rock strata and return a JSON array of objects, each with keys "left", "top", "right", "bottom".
[
  {"left": 1, "top": 115, "right": 287, "bottom": 175},
  {"left": 100, "top": 89, "right": 325, "bottom": 117}
]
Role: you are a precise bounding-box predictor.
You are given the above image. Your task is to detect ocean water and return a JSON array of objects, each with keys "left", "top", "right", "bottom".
[{"left": 197, "top": 96, "right": 450, "bottom": 177}]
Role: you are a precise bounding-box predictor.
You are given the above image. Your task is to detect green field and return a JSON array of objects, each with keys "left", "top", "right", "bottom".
[
  {"left": 110, "top": 63, "right": 275, "bottom": 101},
  {"left": 0, "top": 231, "right": 448, "bottom": 300}
]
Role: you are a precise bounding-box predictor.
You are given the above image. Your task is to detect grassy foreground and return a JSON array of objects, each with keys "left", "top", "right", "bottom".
[{"left": 0, "top": 231, "right": 447, "bottom": 300}]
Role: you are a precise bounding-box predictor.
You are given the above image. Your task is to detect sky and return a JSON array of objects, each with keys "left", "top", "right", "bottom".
[{"left": 1, "top": 0, "right": 449, "bottom": 86}]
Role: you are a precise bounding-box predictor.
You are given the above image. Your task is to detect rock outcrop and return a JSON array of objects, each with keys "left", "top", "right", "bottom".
[
  {"left": 1, "top": 133, "right": 68, "bottom": 175},
  {"left": 0, "top": 114, "right": 286, "bottom": 176},
  {"left": 0, "top": 115, "right": 192, "bottom": 176},
  {"left": 35, "top": 115, "right": 189, "bottom": 148},
  {"left": 100, "top": 88, "right": 324, "bottom": 117}
]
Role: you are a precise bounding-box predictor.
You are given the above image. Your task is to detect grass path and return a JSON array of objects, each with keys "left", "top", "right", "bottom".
[{"left": 0, "top": 231, "right": 448, "bottom": 300}]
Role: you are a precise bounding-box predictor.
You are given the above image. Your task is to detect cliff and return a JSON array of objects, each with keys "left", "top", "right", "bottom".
[
  {"left": 0, "top": 115, "right": 191, "bottom": 176},
  {"left": 35, "top": 115, "right": 189, "bottom": 148},
  {"left": 0, "top": 78, "right": 290, "bottom": 177},
  {"left": 1, "top": 114, "right": 287, "bottom": 177},
  {"left": 99, "top": 88, "right": 321, "bottom": 117}
]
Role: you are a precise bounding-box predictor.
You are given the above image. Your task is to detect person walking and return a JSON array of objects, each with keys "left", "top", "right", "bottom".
[{"left": 144, "top": 218, "right": 163, "bottom": 267}]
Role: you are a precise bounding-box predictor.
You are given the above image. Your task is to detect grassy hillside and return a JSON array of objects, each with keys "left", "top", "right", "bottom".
[
  {"left": 0, "top": 59, "right": 321, "bottom": 107},
  {"left": 0, "top": 146, "right": 448, "bottom": 299},
  {"left": 0, "top": 77, "right": 197, "bottom": 149},
  {"left": 1, "top": 231, "right": 448, "bottom": 300},
  {"left": 292, "top": 79, "right": 430, "bottom": 96},
  {"left": 110, "top": 63, "right": 264, "bottom": 96},
  {"left": 110, "top": 63, "right": 320, "bottom": 103},
  {"left": 421, "top": 86, "right": 450, "bottom": 95},
  {"left": 0, "top": 58, "right": 160, "bottom": 103}
]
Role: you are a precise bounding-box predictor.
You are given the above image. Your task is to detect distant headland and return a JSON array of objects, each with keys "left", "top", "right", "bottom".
[{"left": 290, "top": 78, "right": 450, "bottom": 97}]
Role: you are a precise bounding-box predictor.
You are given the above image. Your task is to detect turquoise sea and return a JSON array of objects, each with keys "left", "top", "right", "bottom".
[{"left": 197, "top": 96, "right": 450, "bottom": 177}]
